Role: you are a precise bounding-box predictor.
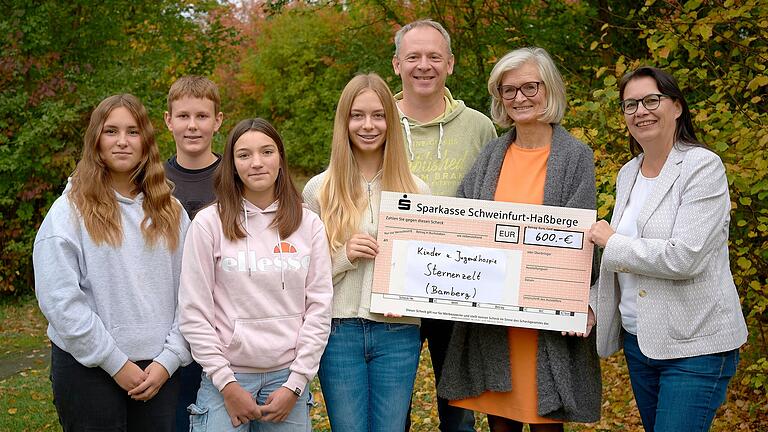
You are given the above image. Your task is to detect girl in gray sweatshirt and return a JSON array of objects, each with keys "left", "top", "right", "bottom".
[{"left": 33, "top": 94, "right": 191, "bottom": 432}]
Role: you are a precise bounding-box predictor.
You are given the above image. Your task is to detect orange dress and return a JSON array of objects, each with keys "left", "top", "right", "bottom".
[{"left": 450, "top": 143, "right": 561, "bottom": 424}]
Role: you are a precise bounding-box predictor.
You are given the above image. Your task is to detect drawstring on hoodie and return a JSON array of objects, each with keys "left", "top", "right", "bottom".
[
  {"left": 401, "top": 116, "right": 415, "bottom": 161},
  {"left": 243, "top": 202, "right": 252, "bottom": 277},
  {"left": 400, "top": 116, "right": 444, "bottom": 161},
  {"left": 437, "top": 122, "right": 444, "bottom": 160},
  {"left": 277, "top": 231, "right": 285, "bottom": 290},
  {"left": 242, "top": 199, "right": 286, "bottom": 289}
]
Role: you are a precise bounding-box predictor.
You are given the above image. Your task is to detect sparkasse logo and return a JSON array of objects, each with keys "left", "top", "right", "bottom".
[{"left": 398, "top": 194, "right": 411, "bottom": 211}]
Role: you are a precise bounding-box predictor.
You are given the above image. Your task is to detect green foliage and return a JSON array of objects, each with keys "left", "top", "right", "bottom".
[
  {"left": 222, "top": 3, "right": 394, "bottom": 174},
  {"left": 221, "top": 1, "right": 606, "bottom": 174},
  {"left": 0, "top": 0, "right": 236, "bottom": 293},
  {"left": 742, "top": 357, "right": 768, "bottom": 390},
  {"left": 360, "top": 0, "right": 603, "bottom": 124},
  {"left": 576, "top": 0, "right": 768, "bottom": 397}
]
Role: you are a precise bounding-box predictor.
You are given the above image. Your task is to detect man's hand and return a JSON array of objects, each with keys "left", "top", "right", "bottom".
[
  {"left": 128, "top": 361, "right": 170, "bottom": 401},
  {"left": 260, "top": 387, "right": 300, "bottom": 423},
  {"left": 221, "top": 382, "right": 261, "bottom": 427}
]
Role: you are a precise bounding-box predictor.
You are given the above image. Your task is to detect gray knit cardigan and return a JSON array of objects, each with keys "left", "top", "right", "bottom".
[{"left": 437, "top": 124, "right": 602, "bottom": 423}]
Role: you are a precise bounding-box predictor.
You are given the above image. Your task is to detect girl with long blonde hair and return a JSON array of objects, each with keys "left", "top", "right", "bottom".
[
  {"left": 33, "top": 94, "right": 191, "bottom": 431},
  {"left": 303, "top": 73, "right": 429, "bottom": 431}
]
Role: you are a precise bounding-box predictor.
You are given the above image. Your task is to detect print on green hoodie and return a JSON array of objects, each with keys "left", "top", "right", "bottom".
[{"left": 395, "top": 88, "right": 497, "bottom": 197}]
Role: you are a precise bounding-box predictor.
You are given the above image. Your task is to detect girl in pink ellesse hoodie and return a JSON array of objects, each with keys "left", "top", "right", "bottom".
[{"left": 179, "top": 118, "right": 333, "bottom": 431}]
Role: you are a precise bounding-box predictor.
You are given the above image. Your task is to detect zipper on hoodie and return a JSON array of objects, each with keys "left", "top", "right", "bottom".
[
  {"left": 363, "top": 170, "right": 382, "bottom": 225},
  {"left": 367, "top": 181, "right": 374, "bottom": 224}
]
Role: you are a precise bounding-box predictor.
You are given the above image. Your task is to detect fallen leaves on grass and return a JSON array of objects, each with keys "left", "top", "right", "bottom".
[
  {"left": 0, "top": 367, "right": 58, "bottom": 431},
  {"left": 0, "top": 297, "right": 49, "bottom": 356},
  {"left": 309, "top": 343, "right": 767, "bottom": 431}
]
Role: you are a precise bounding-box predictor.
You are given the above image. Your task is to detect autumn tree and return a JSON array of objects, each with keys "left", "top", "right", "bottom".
[{"left": 0, "top": 0, "right": 236, "bottom": 293}]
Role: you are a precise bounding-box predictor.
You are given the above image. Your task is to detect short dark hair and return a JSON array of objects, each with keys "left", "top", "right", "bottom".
[{"left": 618, "top": 66, "right": 705, "bottom": 156}]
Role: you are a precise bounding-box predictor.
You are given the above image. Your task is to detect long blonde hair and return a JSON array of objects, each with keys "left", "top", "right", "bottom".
[
  {"left": 69, "top": 94, "right": 182, "bottom": 249},
  {"left": 319, "top": 73, "right": 418, "bottom": 252}
]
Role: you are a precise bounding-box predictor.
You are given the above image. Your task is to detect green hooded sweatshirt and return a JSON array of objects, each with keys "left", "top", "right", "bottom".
[{"left": 395, "top": 88, "right": 497, "bottom": 197}]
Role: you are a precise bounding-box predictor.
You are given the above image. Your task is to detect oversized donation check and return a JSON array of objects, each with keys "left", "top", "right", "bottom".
[{"left": 370, "top": 192, "right": 595, "bottom": 333}]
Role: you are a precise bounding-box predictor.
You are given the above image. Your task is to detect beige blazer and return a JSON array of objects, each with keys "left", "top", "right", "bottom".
[{"left": 593, "top": 145, "right": 747, "bottom": 359}]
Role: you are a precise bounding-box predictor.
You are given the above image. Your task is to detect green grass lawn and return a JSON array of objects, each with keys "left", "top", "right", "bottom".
[
  {"left": 0, "top": 296, "right": 48, "bottom": 357},
  {"left": 0, "top": 368, "right": 58, "bottom": 431},
  {"left": 1, "top": 295, "right": 765, "bottom": 431}
]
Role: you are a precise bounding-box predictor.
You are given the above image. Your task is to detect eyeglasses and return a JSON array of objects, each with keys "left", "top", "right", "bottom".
[
  {"left": 498, "top": 81, "right": 542, "bottom": 100},
  {"left": 620, "top": 94, "right": 671, "bottom": 115}
]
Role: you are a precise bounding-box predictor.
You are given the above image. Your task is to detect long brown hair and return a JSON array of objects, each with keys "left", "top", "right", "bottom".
[
  {"left": 319, "top": 73, "right": 419, "bottom": 252},
  {"left": 69, "top": 94, "right": 182, "bottom": 249},
  {"left": 215, "top": 118, "right": 302, "bottom": 240}
]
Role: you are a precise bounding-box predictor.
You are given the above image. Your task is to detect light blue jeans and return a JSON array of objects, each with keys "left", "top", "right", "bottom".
[
  {"left": 623, "top": 332, "right": 739, "bottom": 432},
  {"left": 188, "top": 368, "right": 312, "bottom": 432},
  {"left": 318, "top": 318, "right": 421, "bottom": 432}
]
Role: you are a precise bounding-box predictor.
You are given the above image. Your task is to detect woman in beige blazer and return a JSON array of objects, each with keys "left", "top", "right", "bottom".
[{"left": 588, "top": 67, "right": 747, "bottom": 432}]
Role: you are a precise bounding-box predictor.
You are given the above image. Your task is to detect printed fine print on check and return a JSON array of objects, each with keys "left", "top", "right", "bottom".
[{"left": 370, "top": 192, "right": 596, "bottom": 333}]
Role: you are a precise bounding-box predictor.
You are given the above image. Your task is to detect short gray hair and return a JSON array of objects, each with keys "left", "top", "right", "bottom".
[
  {"left": 487, "top": 47, "right": 566, "bottom": 128},
  {"left": 394, "top": 19, "right": 452, "bottom": 57}
]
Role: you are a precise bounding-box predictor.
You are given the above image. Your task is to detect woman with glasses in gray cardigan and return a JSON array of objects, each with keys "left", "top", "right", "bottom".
[{"left": 438, "top": 47, "right": 601, "bottom": 432}]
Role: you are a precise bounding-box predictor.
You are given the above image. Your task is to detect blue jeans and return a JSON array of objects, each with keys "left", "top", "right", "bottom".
[
  {"left": 188, "top": 368, "right": 312, "bottom": 432},
  {"left": 318, "top": 318, "right": 421, "bottom": 432},
  {"left": 623, "top": 332, "right": 739, "bottom": 432},
  {"left": 177, "top": 361, "right": 203, "bottom": 431}
]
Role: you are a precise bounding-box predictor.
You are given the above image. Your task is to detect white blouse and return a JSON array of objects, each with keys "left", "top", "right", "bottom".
[{"left": 615, "top": 171, "right": 655, "bottom": 335}]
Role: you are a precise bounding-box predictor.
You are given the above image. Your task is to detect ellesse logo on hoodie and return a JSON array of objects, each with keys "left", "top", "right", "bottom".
[
  {"left": 274, "top": 241, "right": 298, "bottom": 254},
  {"left": 220, "top": 241, "right": 311, "bottom": 273}
]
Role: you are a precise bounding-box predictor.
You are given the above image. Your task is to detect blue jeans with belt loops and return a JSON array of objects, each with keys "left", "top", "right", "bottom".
[
  {"left": 318, "top": 318, "right": 421, "bottom": 432},
  {"left": 188, "top": 367, "right": 312, "bottom": 432},
  {"left": 623, "top": 332, "right": 739, "bottom": 432}
]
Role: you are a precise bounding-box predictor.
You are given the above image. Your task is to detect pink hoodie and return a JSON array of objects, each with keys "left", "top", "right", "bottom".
[{"left": 179, "top": 200, "right": 332, "bottom": 395}]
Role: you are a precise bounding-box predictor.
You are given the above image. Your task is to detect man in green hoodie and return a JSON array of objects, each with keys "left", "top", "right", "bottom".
[{"left": 393, "top": 19, "right": 497, "bottom": 432}]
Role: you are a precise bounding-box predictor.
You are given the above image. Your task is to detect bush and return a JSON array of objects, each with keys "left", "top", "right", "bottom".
[{"left": 0, "top": 0, "right": 236, "bottom": 293}]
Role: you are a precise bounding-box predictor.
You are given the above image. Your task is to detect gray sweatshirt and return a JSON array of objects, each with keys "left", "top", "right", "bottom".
[{"left": 33, "top": 186, "right": 192, "bottom": 376}]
